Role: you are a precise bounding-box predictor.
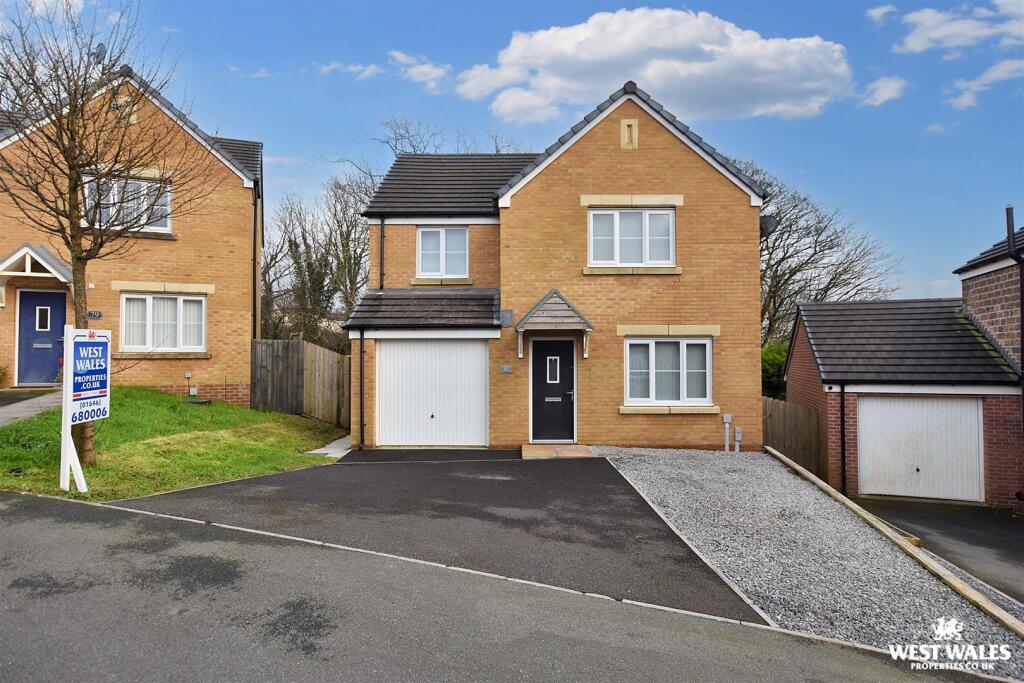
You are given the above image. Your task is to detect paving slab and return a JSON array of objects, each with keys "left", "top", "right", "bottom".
[
  {"left": 0, "top": 390, "right": 61, "bottom": 427},
  {"left": 116, "top": 458, "right": 763, "bottom": 622}
]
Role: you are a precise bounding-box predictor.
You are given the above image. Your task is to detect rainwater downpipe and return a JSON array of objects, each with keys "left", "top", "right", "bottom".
[
  {"left": 839, "top": 382, "right": 848, "bottom": 496},
  {"left": 378, "top": 215, "right": 385, "bottom": 289},
  {"left": 359, "top": 327, "right": 366, "bottom": 450}
]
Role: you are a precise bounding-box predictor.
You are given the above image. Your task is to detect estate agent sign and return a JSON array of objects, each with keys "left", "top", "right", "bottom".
[{"left": 60, "top": 325, "right": 111, "bottom": 492}]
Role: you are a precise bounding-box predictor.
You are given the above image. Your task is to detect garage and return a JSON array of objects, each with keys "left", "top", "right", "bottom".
[
  {"left": 376, "top": 338, "right": 488, "bottom": 446},
  {"left": 858, "top": 395, "right": 984, "bottom": 501}
]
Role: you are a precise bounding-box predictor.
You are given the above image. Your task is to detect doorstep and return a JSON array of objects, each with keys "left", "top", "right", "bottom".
[{"left": 522, "top": 444, "right": 593, "bottom": 459}]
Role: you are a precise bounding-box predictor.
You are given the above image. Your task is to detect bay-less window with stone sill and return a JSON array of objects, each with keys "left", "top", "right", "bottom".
[
  {"left": 417, "top": 226, "right": 468, "bottom": 278},
  {"left": 624, "top": 338, "right": 711, "bottom": 405},
  {"left": 84, "top": 177, "right": 171, "bottom": 233},
  {"left": 120, "top": 293, "right": 205, "bottom": 352},
  {"left": 589, "top": 209, "right": 674, "bottom": 267}
]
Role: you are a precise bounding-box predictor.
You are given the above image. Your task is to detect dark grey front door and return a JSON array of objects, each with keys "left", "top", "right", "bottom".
[{"left": 531, "top": 339, "right": 574, "bottom": 441}]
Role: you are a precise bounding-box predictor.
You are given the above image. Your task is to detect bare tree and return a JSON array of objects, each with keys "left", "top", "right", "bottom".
[
  {"left": 739, "top": 160, "right": 902, "bottom": 344},
  {"left": 371, "top": 116, "right": 444, "bottom": 157},
  {"left": 323, "top": 175, "right": 369, "bottom": 321},
  {"left": 259, "top": 227, "right": 291, "bottom": 340},
  {"left": 0, "top": 0, "right": 220, "bottom": 463}
]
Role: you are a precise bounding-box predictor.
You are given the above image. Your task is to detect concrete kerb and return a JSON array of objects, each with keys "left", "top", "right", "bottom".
[
  {"left": 763, "top": 446, "right": 1024, "bottom": 641},
  {"left": 10, "top": 491, "right": 1014, "bottom": 683}
]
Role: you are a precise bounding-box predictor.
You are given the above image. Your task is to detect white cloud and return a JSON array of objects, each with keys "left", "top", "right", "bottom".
[
  {"left": 866, "top": 5, "right": 897, "bottom": 25},
  {"left": 265, "top": 155, "right": 302, "bottom": 166},
  {"left": 923, "top": 121, "right": 958, "bottom": 134},
  {"left": 388, "top": 51, "right": 451, "bottom": 94},
  {"left": 861, "top": 75, "right": 908, "bottom": 106},
  {"left": 106, "top": 11, "right": 121, "bottom": 24},
  {"left": 227, "top": 64, "right": 239, "bottom": 73},
  {"left": 29, "top": 0, "right": 82, "bottom": 15},
  {"left": 896, "top": 1, "right": 1024, "bottom": 54},
  {"left": 161, "top": 26, "right": 180, "bottom": 34},
  {"left": 948, "top": 58, "right": 1024, "bottom": 108},
  {"left": 318, "top": 62, "right": 383, "bottom": 80},
  {"left": 250, "top": 67, "right": 271, "bottom": 79},
  {"left": 453, "top": 8, "right": 853, "bottom": 125}
]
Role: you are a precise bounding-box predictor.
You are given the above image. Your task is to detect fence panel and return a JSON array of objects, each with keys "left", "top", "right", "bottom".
[
  {"left": 762, "top": 396, "right": 820, "bottom": 473},
  {"left": 303, "top": 342, "right": 340, "bottom": 424},
  {"left": 251, "top": 339, "right": 304, "bottom": 414}
]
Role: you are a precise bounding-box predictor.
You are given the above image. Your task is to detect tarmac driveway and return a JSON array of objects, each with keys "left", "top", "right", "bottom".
[{"left": 114, "top": 454, "right": 765, "bottom": 623}]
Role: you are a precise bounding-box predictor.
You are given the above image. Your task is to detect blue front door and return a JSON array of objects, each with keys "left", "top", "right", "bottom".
[{"left": 17, "top": 290, "right": 67, "bottom": 385}]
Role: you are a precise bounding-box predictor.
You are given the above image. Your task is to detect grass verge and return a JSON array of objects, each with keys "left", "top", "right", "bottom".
[{"left": 0, "top": 386, "right": 345, "bottom": 501}]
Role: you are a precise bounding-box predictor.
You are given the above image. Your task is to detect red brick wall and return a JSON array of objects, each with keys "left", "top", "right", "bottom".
[
  {"left": 785, "top": 318, "right": 828, "bottom": 475},
  {"left": 154, "top": 383, "right": 251, "bottom": 407},
  {"left": 824, "top": 391, "right": 859, "bottom": 496},
  {"left": 983, "top": 395, "right": 1023, "bottom": 509},
  {"left": 961, "top": 264, "right": 1021, "bottom": 370}
]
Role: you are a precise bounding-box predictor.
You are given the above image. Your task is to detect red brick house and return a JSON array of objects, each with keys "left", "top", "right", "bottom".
[
  {"left": 785, "top": 229, "right": 1023, "bottom": 509},
  {"left": 345, "top": 82, "right": 768, "bottom": 450}
]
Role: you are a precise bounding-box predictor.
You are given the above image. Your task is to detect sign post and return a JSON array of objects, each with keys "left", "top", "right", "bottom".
[{"left": 60, "top": 325, "right": 111, "bottom": 492}]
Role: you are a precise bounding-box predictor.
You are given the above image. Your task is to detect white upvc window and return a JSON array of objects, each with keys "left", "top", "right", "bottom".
[
  {"left": 417, "top": 226, "right": 468, "bottom": 278},
  {"left": 84, "top": 177, "right": 171, "bottom": 233},
  {"left": 589, "top": 209, "right": 675, "bottom": 266},
  {"left": 624, "top": 338, "right": 712, "bottom": 405},
  {"left": 120, "top": 293, "right": 206, "bottom": 352}
]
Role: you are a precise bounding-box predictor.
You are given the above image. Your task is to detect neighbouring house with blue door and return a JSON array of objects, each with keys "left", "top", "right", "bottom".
[{"left": 0, "top": 72, "right": 263, "bottom": 405}]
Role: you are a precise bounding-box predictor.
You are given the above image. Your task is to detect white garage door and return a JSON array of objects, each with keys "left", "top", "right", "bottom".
[
  {"left": 858, "top": 395, "right": 984, "bottom": 501},
  {"left": 376, "top": 339, "right": 488, "bottom": 447}
]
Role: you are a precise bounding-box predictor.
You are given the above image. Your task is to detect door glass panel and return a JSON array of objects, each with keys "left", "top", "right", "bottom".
[
  {"left": 35, "top": 307, "right": 50, "bottom": 331},
  {"left": 628, "top": 343, "right": 650, "bottom": 399},
  {"left": 619, "top": 212, "right": 643, "bottom": 264},
  {"left": 546, "top": 356, "right": 559, "bottom": 383}
]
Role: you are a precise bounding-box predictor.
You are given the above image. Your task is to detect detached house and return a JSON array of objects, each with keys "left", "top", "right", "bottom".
[
  {"left": 786, "top": 224, "right": 1023, "bottom": 508},
  {"left": 0, "top": 69, "right": 263, "bottom": 405},
  {"left": 346, "top": 82, "right": 766, "bottom": 450}
]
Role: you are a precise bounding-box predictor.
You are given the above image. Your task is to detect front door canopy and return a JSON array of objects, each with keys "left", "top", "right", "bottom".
[
  {"left": 516, "top": 289, "right": 594, "bottom": 359},
  {"left": 0, "top": 243, "right": 72, "bottom": 307}
]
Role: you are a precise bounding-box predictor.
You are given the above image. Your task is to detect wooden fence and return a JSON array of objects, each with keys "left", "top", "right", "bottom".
[
  {"left": 762, "top": 397, "right": 819, "bottom": 474},
  {"left": 251, "top": 339, "right": 350, "bottom": 427}
]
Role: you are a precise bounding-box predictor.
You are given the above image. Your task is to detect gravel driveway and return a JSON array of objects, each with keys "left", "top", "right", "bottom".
[{"left": 599, "top": 447, "right": 1024, "bottom": 680}]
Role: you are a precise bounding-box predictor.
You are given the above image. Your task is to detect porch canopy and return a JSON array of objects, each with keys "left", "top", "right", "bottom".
[
  {"left": 515, "top": 289, "right": 594, "bottom": 358},
  {"left": 0, "top": 243, "right": 71, "bottom": 307}
]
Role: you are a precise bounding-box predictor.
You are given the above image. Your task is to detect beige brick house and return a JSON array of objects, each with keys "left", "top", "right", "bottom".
[
  {"left": 346, "top": 82, "right": 767, "bottom": 450},
  {"left": 0, "top": 72, "right": 262, "bottom": 405}
]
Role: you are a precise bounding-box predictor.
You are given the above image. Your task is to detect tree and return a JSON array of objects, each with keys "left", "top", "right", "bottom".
[
  {"left": 739, "top": 161, "right": 902, "bottom": 344},
  {"left": 0, "top": 0, "right": 219, "bottom": 464},
  {"left": 259, "top": 227, "right": 291, "bottom": 340},
  {"left": 323, "top": 175, "right": 369, "bottom": 322}
]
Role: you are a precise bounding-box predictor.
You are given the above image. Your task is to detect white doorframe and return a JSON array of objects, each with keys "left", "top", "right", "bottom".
[
  {"left": 528, "top": 336, "right": 578, "bottom": 444},
  {"left": 13, "top": 287, "right": 67, "bottom": 387}
]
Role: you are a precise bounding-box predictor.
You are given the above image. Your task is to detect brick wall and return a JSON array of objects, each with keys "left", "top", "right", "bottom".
[
  {"left": 154, "top": 383, "right": 251, "bottom": 407},
  {"left": 784, "top": 318, "right": 828, "bottom": 476},
  {"left": 0, "top": 92, "right": 256, "bottom": 393},
  {"left": 983, "top": 395, "right": 1023, "bottom": 509},
  {"left": 368, "top": 223, "right": 500, "bottom": 288},
  {"left": 348, "top": 336, "right": 376, "bottom": 447},
  {"left": 823, "top": 391, "right": 859, "bottom": 496},
  {"left": 492, "top": 99, "right": 763, "bottom": 448},
  {"left": 962, "top": 264, "right": 1021, "bottom": 371}
]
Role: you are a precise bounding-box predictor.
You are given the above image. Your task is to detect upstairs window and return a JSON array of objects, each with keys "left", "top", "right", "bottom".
[
  {"left": 589, "top": 209, "right": 674, "bottom": 266},
  {"left": 85, "top": 178, "right": 171, "bottom": 233},
  {"left": 417, "top": 226, "right": 468, "bottom": 278},
  {"left": 625, "top": 338, "right": 711, "bottom": 405}
]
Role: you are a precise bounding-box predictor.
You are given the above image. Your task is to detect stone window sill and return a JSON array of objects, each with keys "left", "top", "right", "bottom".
[
  {"left": 410, "top": 277, "right": 474, "bottom": 286},
  {"left": 112, "top": 351, "right": 212, "bottom": 360},
  {"left": 619, "top": 405, "right": 721, "bottom": 415},
  {"left": 582, "top": 266, "right": 682, "bottom": 275}
]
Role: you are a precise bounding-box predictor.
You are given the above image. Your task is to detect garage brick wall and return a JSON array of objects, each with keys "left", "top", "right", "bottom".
[
  {"left": 961, "top": 264, "right": 1021, "bottom": 372},
  {"left": 492, "top": 99, "right": 763, "bottom": 449},
  {"left": 785, "top": 320, "right": 829, "bottom": 476},
  {"left": 983, "top": 395, "right": 1023, "bottom": 509},
  {"left": 348, "top": 337, "right": 377, "bottom": 447},
  {"left": 0, "top": 91, "right": 257, "bottom": 406},
  {"left": 368, "top": 223, "right": 500, "bottom": 288}
]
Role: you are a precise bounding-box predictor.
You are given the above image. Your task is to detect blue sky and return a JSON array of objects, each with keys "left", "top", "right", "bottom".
[{"left": 144, "top": 0, "right": 1023, "bottom": 297}]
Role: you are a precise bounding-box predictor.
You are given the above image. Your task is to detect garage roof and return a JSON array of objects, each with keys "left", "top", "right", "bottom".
[
  {"left": 953, "top": 226, "right": 1023, "bottom": 274},
  {"left": 795, "top": 298, "right": 1019, "bottom": 385},
  {"left": 344, "top": 288, "right": 500, "bottom": 329}
]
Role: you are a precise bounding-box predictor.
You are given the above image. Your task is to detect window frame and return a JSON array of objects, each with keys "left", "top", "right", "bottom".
[
  {"left": 119, "top": 293, "right": 206, "bottom": 352},
  {"left": 84, "top": 176, "right": 173, "bottom": 234},
  {"left": 35, "top": 306, "right": 50, "bottom": 332},
  {"left": 623, "top": 337, "right": 712, "bottom": 406},
  {"left": 588, "top": 209, "right": 675, "bottom": 267},
  {"left": 416, "top": 226, "right": 469, "bottom": 278}
]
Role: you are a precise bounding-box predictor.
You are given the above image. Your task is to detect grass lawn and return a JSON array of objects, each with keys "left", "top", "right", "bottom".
[{"left": 0, "top": 387, "right": 345, "bottom": 501}]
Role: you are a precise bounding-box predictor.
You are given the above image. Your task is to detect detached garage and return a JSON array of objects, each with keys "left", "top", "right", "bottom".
[
  {"left": 785, "top": 299, "right": 1022, "bottom": 508},
  {"left": 344, "top": 288, "right": 502, "bottom": 448}
]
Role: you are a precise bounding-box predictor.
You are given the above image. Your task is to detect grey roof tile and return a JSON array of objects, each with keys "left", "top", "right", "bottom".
[
  {"left": 344, "top": 288, "right": 501, "bottom": 329},
  {"left": 211, "top": 137, "right": 263, "bottom": 180},
  {"left": 953, "top": 227, "right": 1023, "bottom": 274},
  {"left": 796, "top": 298, "right": 1018, "bottom": 385}
]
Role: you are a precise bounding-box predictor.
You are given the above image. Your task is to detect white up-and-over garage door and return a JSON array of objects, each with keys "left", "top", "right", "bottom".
[
  {"left": 376, "top": 339, "right": 488, "bottom": 447},
  {"left": 857, "top": 395, "right": 984, "bottom": 502}
]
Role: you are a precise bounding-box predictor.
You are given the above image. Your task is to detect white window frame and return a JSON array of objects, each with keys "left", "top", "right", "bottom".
[
  {"left": 84, "top": 176, "right": 173, "bottom": 234},
  {"left": 35, "top": 306, "right": 50, "bottom": 332},
  {"left": 416, "top": 226, "right": 469, "bottom": 278},
  {"left": 119, "top": 293, "right": 206, "bottom": 352},
  {"left": 623, "top": 337, "right": 712, "bottom": 406},
  {"left": 546, "top": 356, "right": 560, "bottom": 384},
  {"left": 588, "top": 209, "right": 675, "bottom": 267}
]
